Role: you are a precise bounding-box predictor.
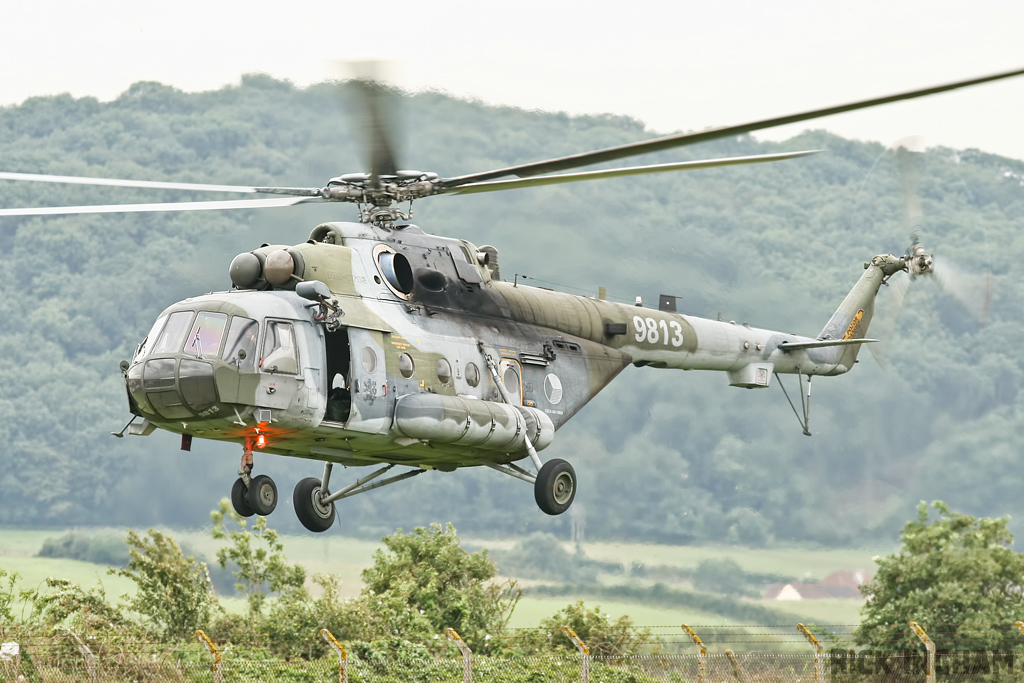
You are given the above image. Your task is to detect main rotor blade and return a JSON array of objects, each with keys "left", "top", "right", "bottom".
[
  {"left": 340, "top": 61, "right": 401, "bottom": 186},
  {"left": 0, "top": 171, "right": 322, "bottom": 196},
  {"left": 0, "top": 196, "right": 322, "bottom": 217},
  {"left": 440, "top": 66, "right": 1024, "bottom": 188},
  {"left": 443, "top": 150, "right": 819, "bottom": 195},
  {"left": 361, "top": 80, "right": 400, "bottom": 184}
]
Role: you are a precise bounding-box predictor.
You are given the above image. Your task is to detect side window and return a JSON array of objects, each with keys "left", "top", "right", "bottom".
[
  {"left": 185, "top": 312, "right": 228, "bottom": 359},
  {"left": 151, "top": 311, "right": 194, "bottom": 355},
  {"left": 499, "top": 358, "right": 522, "bottom": 405},
  {"left": 134, "top": 315, "right": 167, "bottom": 361},
  {"left": 261, "top": 321, "right": 298, "bottom": 374},
  {"left": 223, "top": 316, "right": 259, "bottom": 370}
]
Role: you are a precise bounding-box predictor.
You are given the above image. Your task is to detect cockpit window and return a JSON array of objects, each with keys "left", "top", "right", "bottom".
[
  {"left": 134, "top": 315, "right": 167, "bottom": 361},
  {"left": 185, "top": 312, "right": 229, "bottom": 359},
  {"left": 223, "top": 316, "right": 259, "bottom": 370},
  {"left": 261, "top": 320, "right": 298, "bottom": 374},
  {"left": 151, "top": 311, "right": 194, "bottom": 355}
]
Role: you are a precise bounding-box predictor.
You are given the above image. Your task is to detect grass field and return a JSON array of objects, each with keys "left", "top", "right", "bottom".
[
  {"left": 579, "top": 541, "right": 886, "bottom": 581},
  {"left": 507, "top": 595, "right": 728, "bottom": 629},
  {"left": 0, "top": 527, "right": 877, "bottom": 628}
]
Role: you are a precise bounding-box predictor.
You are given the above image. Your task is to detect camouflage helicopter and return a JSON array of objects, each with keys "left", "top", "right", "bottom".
[{"left": 1, "top": 68, "right": 1022, "bottom": 532}]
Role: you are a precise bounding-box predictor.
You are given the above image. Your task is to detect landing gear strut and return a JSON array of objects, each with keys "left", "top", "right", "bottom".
[
  {"left": 230, "top": 438, "right": 278, "bottom": 517},
  {"left": 293, "top": 461, "right": 426, "bottom": 532},
  {"left": 481, "top": 349, "right": 578, "bottom": 516}
]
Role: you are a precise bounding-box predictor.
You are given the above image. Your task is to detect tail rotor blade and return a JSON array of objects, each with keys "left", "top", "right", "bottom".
[
  {"left": 893, "top": 135, "right": 926, "bottom": 235},
  {"left": 931, "top": 259, "right": 993, "bottom": 323}
]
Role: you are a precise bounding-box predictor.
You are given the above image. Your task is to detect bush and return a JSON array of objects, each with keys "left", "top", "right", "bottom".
[
  {"left": 510, "top": 601, "right": 656, "bottom": 657},
  {"left": 262, "top": 574, "right": 370, "bottom": 659},
  {"left": 692, "top": 558, "right": 760, "bottom": 597},
  {"left": 110, "top": 528, "right": 218, "bottom": 640},
  {"left": 37, "top": 531, "right": 130, "bottom": 565},
  {"left": 492, "top": 533, "right": 621, "bottom": 583},
  {"left": 359, "top": 523, "right": 521, "bottom": 654}
]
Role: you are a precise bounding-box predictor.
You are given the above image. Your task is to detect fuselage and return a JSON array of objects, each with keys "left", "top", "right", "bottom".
[{"left": 123, "top": 221, "right": 882, "bottom": 470}]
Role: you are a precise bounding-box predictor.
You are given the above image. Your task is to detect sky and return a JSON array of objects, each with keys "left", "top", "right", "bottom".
[{"left": 2, "top": 0, "right": 1024, "bottom": 160}]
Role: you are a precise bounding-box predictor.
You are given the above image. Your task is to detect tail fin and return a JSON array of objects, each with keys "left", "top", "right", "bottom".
[{"left": 817, "top": 254, "right": 906, "bottom": 371}]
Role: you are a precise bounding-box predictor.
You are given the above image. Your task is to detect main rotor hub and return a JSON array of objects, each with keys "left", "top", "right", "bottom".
[{"left": 321, "top": 170, "right": 440, "bottom": 223}]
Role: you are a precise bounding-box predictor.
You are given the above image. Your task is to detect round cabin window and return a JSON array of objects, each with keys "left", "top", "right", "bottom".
[
  {"left": 361, "top": 347, "right": 377, "bottom": 373},
  {"left": 436, "top": 358, "right": 452, "bottom": 384},
  {"left": 399, "top": 353, "right": 415, "bottom": 378},
  {"left": 465, "top": 362, "right": 480, "bottom": 387}
]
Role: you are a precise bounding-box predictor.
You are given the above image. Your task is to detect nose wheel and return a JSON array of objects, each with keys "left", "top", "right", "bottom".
[
  {"left": 230, "top": 474, "right": 278, "bottom": 517},
  {"left": 230, "top": 439, "right": 278, "bottom": 517},
  {"left": 230, "top": 477, "right": 254, "bottom": 517}
]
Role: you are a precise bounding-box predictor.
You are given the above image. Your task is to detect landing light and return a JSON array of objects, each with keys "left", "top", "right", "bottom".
[{"left": 256, "top": 433, "right": 267, "bottom": 449}]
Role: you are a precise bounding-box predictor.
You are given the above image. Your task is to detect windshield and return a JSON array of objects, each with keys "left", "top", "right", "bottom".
[
  {"left": 185, "top": 312, "right": 229, "bottom": 359},
  {"left": 151, "top": 311, "right": 194, "bottom": 355}
]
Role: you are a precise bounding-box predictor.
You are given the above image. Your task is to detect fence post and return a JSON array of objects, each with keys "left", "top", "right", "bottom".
[
  {"left": 909, "top": 621, "right": 935, "bottom": 683},
  {"left": 796, "top": 623, "right": 823, "bottom": 683},
  {"left": 681, "top": 624, "right": 707, "bottom": 683},
  {"left": 724, "top": 649, "right": 749, "bottom": 683},
  {"left": 562, "top": 626, "right": 590, "bottom": 683},
  {"left": 446, "top": 628, "right": 473, "bottom": 683},
  {"left": 59, "top": 629, "right": 97, "bottom": 683},
  {"left": 320, "top": 629, "right": 348, "bottom": 683},
  {"left": 195, "top": 629, "right": 223, "bottom": 683}
]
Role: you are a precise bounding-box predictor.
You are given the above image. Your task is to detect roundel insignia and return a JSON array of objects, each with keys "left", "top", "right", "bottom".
[{"left": 543, "top": 374, "right": 563, "bottom": 405}]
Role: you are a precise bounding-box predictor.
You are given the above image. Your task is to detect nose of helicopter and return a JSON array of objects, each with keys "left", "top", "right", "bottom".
[
  {"left": 126, "top": 306, "right": 261, "bottom": 422},
  {"left": 127, "top": 355, "right": 221, "bottom": 419}
]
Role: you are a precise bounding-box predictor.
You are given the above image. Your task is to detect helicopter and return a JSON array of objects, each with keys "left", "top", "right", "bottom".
[{"left": 1, "top": 68, "right": 1022, "bottom": 532}]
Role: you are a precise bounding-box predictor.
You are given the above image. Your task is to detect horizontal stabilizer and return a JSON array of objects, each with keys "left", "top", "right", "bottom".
[{"left": 779, "top": 338, "right": 879, "bottom": 352}]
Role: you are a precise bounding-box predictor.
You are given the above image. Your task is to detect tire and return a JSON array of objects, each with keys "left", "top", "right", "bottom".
[
  {"left": 230, "top": 477, "right": 255, "bottom": 517},
  {"left": 247, "top": 474, "right": 278, "bottom": 516},
  {"left": 293, "top": 477, "right": 336, "bottom": 532},
  {"left": 534, "top": 458, "right": 576, "bottom": 515}
]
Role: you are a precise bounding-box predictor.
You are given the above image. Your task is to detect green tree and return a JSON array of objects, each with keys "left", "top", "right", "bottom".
[
  {"left": 856, "top": 501, "right": 1024, "bottom": 652},
  {"left": 23, "top": 578, "right": 127, "bottom": 632},
  {"left": 494, "top": 532, "right": 612, "bottom": 582},
  {"left": 211, "top": 500, "right": 306, "bottom": 619},
  {"left": 358, "top": 523, "right": 520, "bottom": 651},
  {"left": 692, "top": 558, "right": 758, "bottom": 598},
  {"left": 111, "top": 529, "right": 217, "bottom": 639},
  {"left": 511, "top": 601, "right": 656, "bottom": 656},
  {"left": 262, "top": 573, "right": 370, "bottom": 659}
]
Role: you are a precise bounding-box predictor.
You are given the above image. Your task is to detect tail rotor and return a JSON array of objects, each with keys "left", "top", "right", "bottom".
[{"left": 867, "top": 137, "right": 992, "bottom": 367}]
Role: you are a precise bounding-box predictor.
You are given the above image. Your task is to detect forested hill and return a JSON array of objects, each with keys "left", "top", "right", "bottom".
[{"left": 2, "top": 74, "right": 1023, "bottom": 546}]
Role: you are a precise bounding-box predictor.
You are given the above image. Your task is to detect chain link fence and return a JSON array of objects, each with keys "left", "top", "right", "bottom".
[{"left": 6, "top": 646, "right": 1024, "bottom": 682}]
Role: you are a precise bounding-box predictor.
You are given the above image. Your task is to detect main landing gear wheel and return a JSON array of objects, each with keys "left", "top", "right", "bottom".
[
  {"left": 247, "top": 474, "right": 278, "bottom": 516},
  {"left": 294, "top": 477, "right": 336, "bottom": 533},
  {"left": 230, "top": 478, "right": 254, "bottom": 517},
  {"left": 535, "top": 458, "right": 576, "bottom": 515}
]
